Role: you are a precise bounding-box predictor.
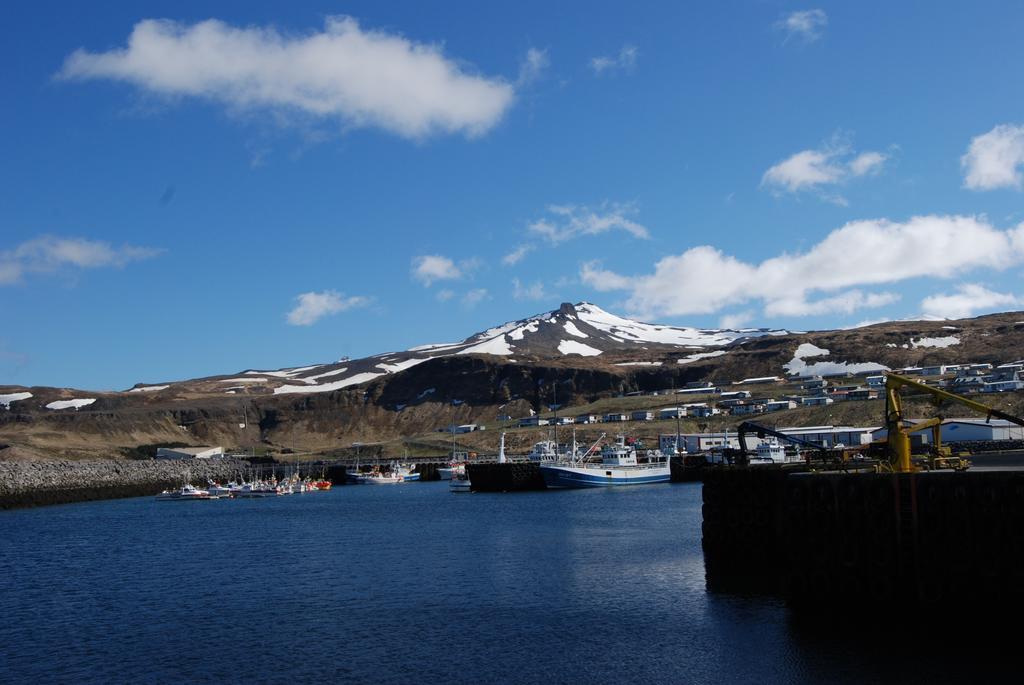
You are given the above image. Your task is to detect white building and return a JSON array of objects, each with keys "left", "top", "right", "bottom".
[
  {"left": 156, "top": 446, "right": 224, "bottom": 460},
  {"left": 800, "top": 396, "right": 834, "bottom": 406},
  {"left": 675, "top": 386, "right": 719, "bottom": 395},
  {"left": 765, "top": 400, "right": 797, "bottom": 412},
  {"left": 688, "top": 405, "right": 721, "bottom": 418},
  {"left": 778, "top": 425, "right": 878, "bottom": 448}
]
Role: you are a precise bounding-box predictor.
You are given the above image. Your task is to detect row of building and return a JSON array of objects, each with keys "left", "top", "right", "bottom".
[{"left": 656, "top": 419, "right": 1024, "bottom": 453}]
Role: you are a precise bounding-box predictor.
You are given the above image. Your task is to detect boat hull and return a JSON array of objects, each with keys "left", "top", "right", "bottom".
[
  {"left": 449, "top": 479, "right": 471, "bottom": 493},
  {"left": 539, "top": 464, "right": 671, "bottom": 488}
]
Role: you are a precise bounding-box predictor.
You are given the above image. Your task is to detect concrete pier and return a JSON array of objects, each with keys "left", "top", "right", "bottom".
[{"left": 702, "top": 465, "right": 1024, "bottom": 610}]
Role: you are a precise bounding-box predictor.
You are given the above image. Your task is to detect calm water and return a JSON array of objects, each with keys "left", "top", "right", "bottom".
[{"left": 0, "top": 482, "right": 1015, "bottom": 684}]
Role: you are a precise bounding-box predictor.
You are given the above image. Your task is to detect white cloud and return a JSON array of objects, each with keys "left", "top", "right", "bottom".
[
  {"left": 286, "top": 290, "right": 368, "bottom": 326},
  {"left": 58, "top": 17, "right": 515, "bottom": 140},
  {"left": 512, "top": 278, "right": 552, "bottom": 301},
  {"left": 528, "top": 203, "right": 649, "bottom": 245},
  {"left": 961, "top": 124, "right": 1024, "bottom": 190},
  {"left": 462, "top": 288, "right": 489, "bottom": 307},
  {"left": 921, "top": 283, "right": 1021, "bottom": 319},
  {"left": 436, "top": 289, "right": 455, "bottom": 302},
  {"left": 502, "top": 244, "right": 534, "bottom": 266},
  {"left": 765, "top": 290, "right": 900, "bottom": 317},
  {"left": 776, "top": 9, "right": 828, "bottom": 43},
  {"left": 763, "top": 148, "right": 845, "bottom": 193},
  {"left": 411, "top": 255, "right": 479, "bottom": 286},
  {"left": 849, "top": 151, "right": 888, "bottom": 177},
  {"left": 581, "top": 215, "right": 1024, "bottom": 320},
  {"left": 762, "top": 137, "right": 889, "bottom": 199},
  {"left": 517, "top": 48, "right": 548, "bottom": 86},
  {"left": 719, "top": 311, "right": 754, "bottom": 329},
  {"left": 590, "top": 44, "right": 638, "bottom": 75},
  {"left": 0, "top": 235, "right": 161, "bottom": 285}
]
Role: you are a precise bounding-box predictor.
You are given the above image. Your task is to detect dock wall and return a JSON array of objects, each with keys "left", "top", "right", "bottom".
[{"left": 703, "top": 467, "right": 1024, "bottom": 610}]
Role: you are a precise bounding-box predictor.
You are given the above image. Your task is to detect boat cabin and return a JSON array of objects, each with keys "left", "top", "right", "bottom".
[{"left": 600, "top": 436, "right": 638, "bottom": 466}]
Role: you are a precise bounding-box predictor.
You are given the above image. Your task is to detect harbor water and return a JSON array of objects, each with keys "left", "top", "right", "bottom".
[{"left": 0, "top": 482, "right": 1015, "bottom": 683}]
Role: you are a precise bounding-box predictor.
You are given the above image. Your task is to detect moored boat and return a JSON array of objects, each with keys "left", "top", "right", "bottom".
[
  {"left": 155, "top": 484, "right": 219, "bottom": 501},
  {"left": 449, "top": 474, "right": 471, "bottom": 493},
  {"left": 539, "top": 435, "right": 670, "bottom": 488}
]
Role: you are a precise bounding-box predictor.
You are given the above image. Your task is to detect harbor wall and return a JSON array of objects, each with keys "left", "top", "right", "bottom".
[
  {"left": 465, "top": 462, "right": 546, "bottom": 491},
  {"left": 702, "top": 467, "right": 1024, "bottom": 610},
  {"left": 0, "top": 458, "right": 251, "bottom": 509}
]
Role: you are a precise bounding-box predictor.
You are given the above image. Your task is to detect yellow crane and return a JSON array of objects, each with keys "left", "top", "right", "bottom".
[{"left": 883, "top": 373, "right": 1024, "bottom": 472}]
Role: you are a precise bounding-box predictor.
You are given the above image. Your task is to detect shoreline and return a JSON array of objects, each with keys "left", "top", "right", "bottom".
[{"left": 0, "top": 458, "right": 251, "bottom": 510}]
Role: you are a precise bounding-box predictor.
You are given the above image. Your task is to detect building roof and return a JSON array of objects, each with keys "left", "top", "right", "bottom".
[{"left": 160, "top": 446, "right": 222, "bottom": 455}]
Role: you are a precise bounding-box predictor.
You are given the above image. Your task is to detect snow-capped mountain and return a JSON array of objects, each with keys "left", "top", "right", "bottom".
[{"left": 156, "top": 302, "right": 788, "bottom": 396}]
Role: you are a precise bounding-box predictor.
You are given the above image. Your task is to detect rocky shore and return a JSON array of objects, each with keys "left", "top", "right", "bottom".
[{"left": 0, "top": 458, "right": 250, "bottom": 509}]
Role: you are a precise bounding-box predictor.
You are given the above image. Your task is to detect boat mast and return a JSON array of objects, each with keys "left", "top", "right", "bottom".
[{"left": 552, "top": 381, "right": 558, "bottom": 455}]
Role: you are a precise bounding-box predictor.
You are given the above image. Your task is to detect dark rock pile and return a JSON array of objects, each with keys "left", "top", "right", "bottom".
[{"left": 0, "top": 458, "right": 248, "bottom": 509}]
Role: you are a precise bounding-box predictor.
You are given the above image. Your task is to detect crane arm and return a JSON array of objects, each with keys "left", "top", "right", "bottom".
[
  {"left": 886, "top": 374, "right": 1024, "bottom": 427},
  {"left": 885, "top": 373, "right": 1024, "bottom": 472}
]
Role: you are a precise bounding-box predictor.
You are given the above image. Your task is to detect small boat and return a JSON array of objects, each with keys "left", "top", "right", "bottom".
[
  {"left": 449, "top": 474, "right": 471, "bottom": 493},
  {"left": 314, "top": 479, "right": 332, "bottom": 490},
  {"left": 438, "top": 463, "right": 466, "bottom": 480},
  {"left": 233, "top": 481, "right": 280, "bottom": 498},
  {"left": 155, "top": 484, "right": 219, "bottom": 501},
  {"left": 540, "top": 435, "right": 671, "bottom": 488},
  {"left": 206, "top": 480, "right": 234, "bottom": 498}
]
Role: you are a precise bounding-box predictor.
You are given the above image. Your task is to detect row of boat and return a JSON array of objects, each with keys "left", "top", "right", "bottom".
[{"left": 156, "top": 475, "right": 332, "bottom": 501}]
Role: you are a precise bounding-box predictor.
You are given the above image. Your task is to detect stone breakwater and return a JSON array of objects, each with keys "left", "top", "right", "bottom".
[{"left": 0, "top": 459, "right": 250, "bottom": 509}]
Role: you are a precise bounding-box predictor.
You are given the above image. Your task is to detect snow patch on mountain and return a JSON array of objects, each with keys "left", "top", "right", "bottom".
[
  {"left": 509, "top": 321, "right": 539, "bottom": 341},
  {"left": 46, "top": 398, "right": 96, "bottom": 410},
  {"left": 784, "top": 343, "right": 888, "bottom": 377},
  {"left": 458, "top": 336, "right": 514, "bottom": 356},
  {"left": 911, "top": 336, "right": 960, "bottom": 349},
  {"left": 306, "top": 367, "right": 349, "bottom": 381},
  {"left": 563, "top": 321, "right": 588, "bottom": 338},
  {"left": 129, "top": 385, "right": 169, "bottom": 393},
  {"left": 678, "top": 350, "right": 728, "bottom": 365},
  {"left": 274, "top": 372, "right": 385, "bottom": 395},
  {"left": 574, "top": 302, "right": 771, "bottom": 347},
  {"left": 0, "top": 392, "right": 32, "bottom": 409},
  {"left": 376, "top": 358, "right": 431, "bottom": 374},
  {"left": 558, "top": 340, "right": 602, "bottom": 356}
]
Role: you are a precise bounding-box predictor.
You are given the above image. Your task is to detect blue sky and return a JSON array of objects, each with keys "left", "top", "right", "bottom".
[{"left": 3, "top": 1, "right": 1024, "bottom": 389}]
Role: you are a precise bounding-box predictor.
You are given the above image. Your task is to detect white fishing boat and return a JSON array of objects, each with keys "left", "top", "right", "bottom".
[
  {"left": 449, "top": 474, "right": 471, "bottom": 493},
  {"left": 539, "top": 435, "right": 671, "bottom": 488},
  {"left": 526, "top": 440, "right": 560, "bottom": 463},
  {"left": 155, "top": 483, "right": 219, "bottom": 501},
  {"left": 748, "top": 439, "right": 803, "bottom": 465}
]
